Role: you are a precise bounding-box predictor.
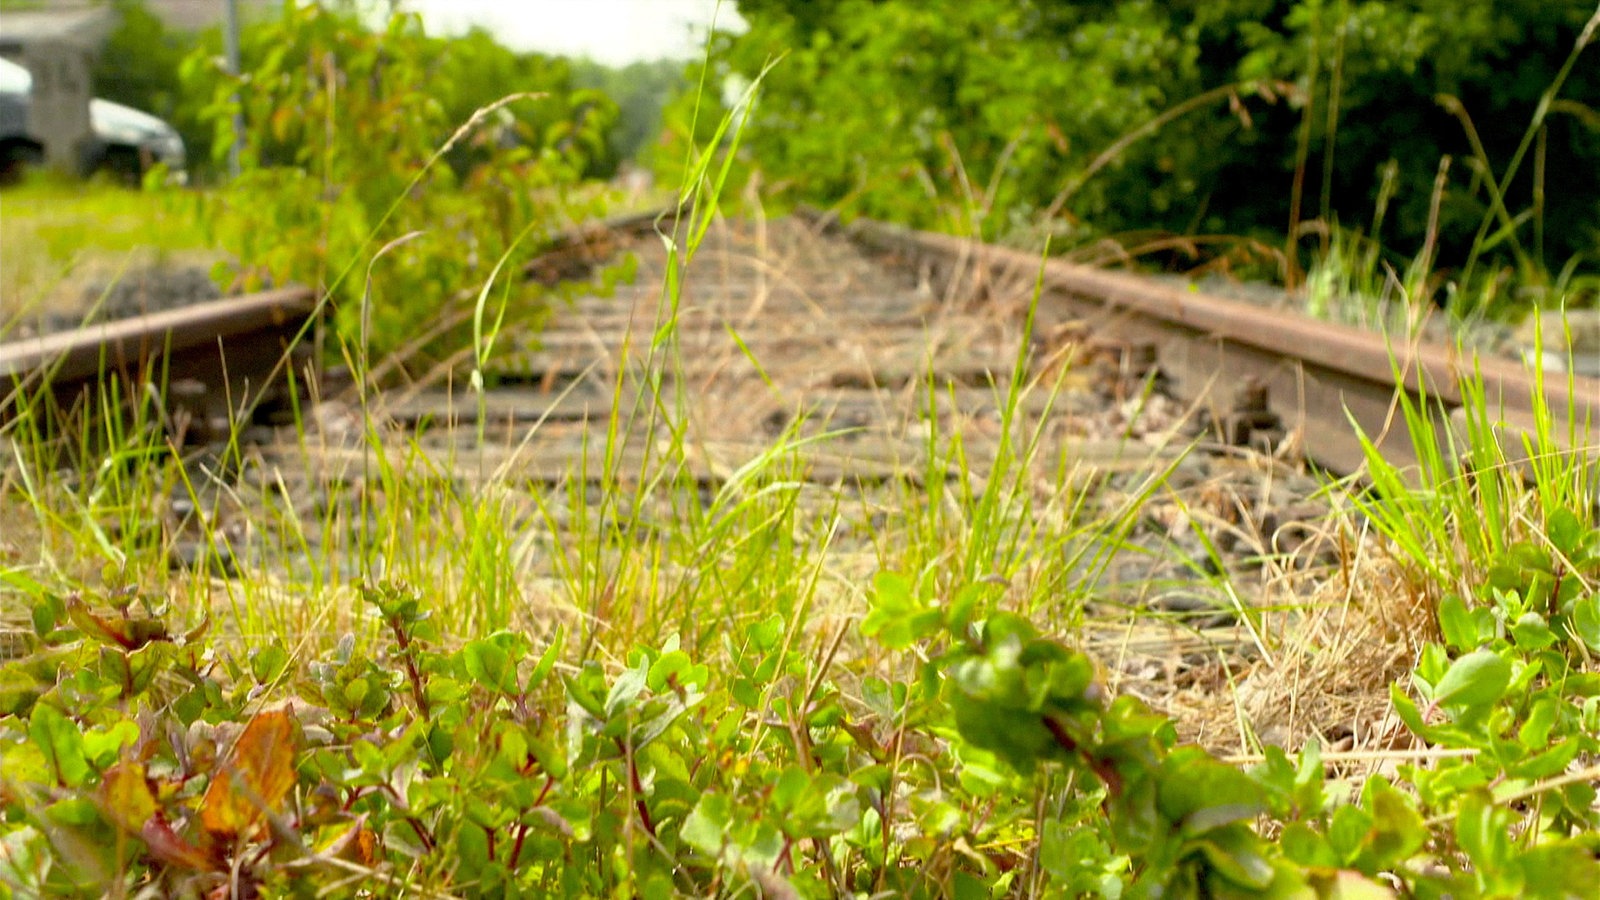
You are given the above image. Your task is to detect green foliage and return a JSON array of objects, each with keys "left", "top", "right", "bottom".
[
  {"left": 10, "top": 560, "right": 1597, "bottom": 897},
  {"left": 866, "top": 572, "right": 1600, "bottom": 898},
  {"left": 179, "top": 2, "right": 617, "bottom": 360},
  {"left": 570, "top": 58, "right": 692, "bottom": 172},
  {"left": 8, "top": 12, "right": 1600, "bottom": 893},
  {"left": 1350, "top": 352, "right": 1598, "bottom": 608},
  {"left": 720, "top": 0, "right": 1600, "bottom": 297}
]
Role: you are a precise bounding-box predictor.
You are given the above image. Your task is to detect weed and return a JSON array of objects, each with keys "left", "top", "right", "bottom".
[{"left": 5, "top": 13, "right": 1600, "bottom": 900}]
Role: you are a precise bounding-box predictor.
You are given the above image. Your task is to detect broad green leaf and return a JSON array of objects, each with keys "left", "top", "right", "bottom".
[
  {"left": 81, "top": 720, "right": 140, "bottom": 769},
  {"left": 1431, "top": 650, "right": 1511, "bottom": 709},
  {"left": 747, "top": 612, "right": 784, "bottom": 651},
  {"left": 1545, "top": 507, "right": 1587, "bottom": 558},
  {"left": 948, "top": 582, "right": 984, "bottom": 633},
  {"left": 1279, "top": 823, "right": 1337, "bottom": 868},
  {"left": 1192, "top": 823, "right": 1275, "bottom": 889},
  {"left": 1506, "top": 735, "right": 1580, "bottom": 780},
  {"left": 1327, "top": 804, "right": 1373, "bottom": 864},
  {"left": 251, "top": 640, "right": 290, "bottom": 685},
  {"left": 1454, "top": 790, "right": 1512, "bottom": 874},
  {"left": 44, "top": 798, "right": 100, "bottom": 826},
  {"left": 1510, "top": 612, "right": 1556, "bottom": 651},
  {"left": 682, "top": 792, "right": 733, "bottom": 857},
  {"left": 455, "top": 818, "right": 490, "bottom": 873},
  {"left": 29, "top": 705, "right": 89, "bottom": 788},
  {"left": 1436, "top": 595, "right": 1476, "bottom": 650},
  {"left": 1517, "top": 695, "right": 1559, "bottom": 747},
  {"left": 605, "top": 657, "right": 650, "bottom": 716},
  {"left": 1158, "top": 750, "right": 1265, "bottom": 835},
  {"left": 647, "top": 649, "right": 706, "bottom": 693},
  {"left": 1570, "top": 594, "right": 1600, "bottom": 652},
  {"left": 1516, "top": 841, "right": 1600, "bottom": 900},
  {"left": 769, "top": 766, "right": 810, "bottom": 814},
  {"left": 1360, "top": 777, "right": 1426, "bottom": 867},
  {"left": 461, "top": 638, "right": 517, "bottom": 694}
]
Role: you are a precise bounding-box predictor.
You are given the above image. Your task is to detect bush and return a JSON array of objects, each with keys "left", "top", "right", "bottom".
[
  {"left": 718, "top": 0, "right": 1600, "bottom": 298},
  {"left": 179, "top": 2, "right": 617, "bottom": 361}
]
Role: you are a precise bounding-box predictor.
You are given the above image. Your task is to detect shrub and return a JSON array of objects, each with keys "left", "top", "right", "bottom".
[
  {"left": 718, "top": 0, "right": 1600, "bottom": 295},
  {"left": 179, "top": 2, "right": 617, "bottom": 361}
]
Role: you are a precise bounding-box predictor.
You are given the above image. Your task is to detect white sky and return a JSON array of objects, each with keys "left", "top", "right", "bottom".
[{"left": 401, "top": 0, "right": 745, "bottom": 66}]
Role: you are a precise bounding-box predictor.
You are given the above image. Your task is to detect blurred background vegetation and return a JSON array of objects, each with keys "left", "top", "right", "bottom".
[
  {"left": 45, "top": 0, "right": 1600, "bottom": 331},
  {"left": 706, "top": 0, "right": 1599, "bottom": 314},
  {"left": 71, "top": 0, "right": 689, "bottom": 358}
]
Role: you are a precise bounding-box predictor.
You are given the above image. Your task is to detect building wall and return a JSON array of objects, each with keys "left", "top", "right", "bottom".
[{"left": 142, "top": 0, "right": 282, "bottom": 32}]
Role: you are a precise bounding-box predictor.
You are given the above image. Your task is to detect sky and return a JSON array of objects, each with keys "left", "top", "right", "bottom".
[{"left": 401, "top": 0, "right": 746, "bottom": 66}]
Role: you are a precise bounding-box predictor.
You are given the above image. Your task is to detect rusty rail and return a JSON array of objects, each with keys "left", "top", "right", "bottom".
[
  {"left": 0, "top": 206, "right": 680, "bottom": 444},
  {"left": 10, "top": 204, "right": 1590, "bottom": 481},
  {"left": 1, "top": 287, "right": 319, "bottom": 439},
  {"left": 826, "top": 215, "right": 1598, "bottom": 475}
]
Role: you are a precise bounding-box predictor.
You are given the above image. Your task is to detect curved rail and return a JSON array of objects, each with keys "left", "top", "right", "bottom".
[{"left": 825, "top": 215, "right": 1598, "bottom": 476}]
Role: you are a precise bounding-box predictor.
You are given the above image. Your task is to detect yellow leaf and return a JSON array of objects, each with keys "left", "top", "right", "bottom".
[
  {"left": 99, "top": 761, "right": 157, "bottom": 836},
  {"left": 199, "top": 709, "right": 298, "bottom": 838}
]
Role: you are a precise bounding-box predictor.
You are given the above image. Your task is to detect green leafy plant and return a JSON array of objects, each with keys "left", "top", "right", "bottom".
[
  {"left": 716, "top": 0, "right": 1600, "bottom": 307},
  {"left": 180, "top": 2, "right": 618, "bottom": 360}
]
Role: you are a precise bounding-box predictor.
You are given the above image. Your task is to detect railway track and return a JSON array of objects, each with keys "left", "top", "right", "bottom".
[
  {"left": 265, "top": 210, "right": 1595, "bottom": 517},
  {"left": 7, "top": 208, "right": 1588, "bottom": 485},
  {"left": 0, "top": 209, "right": 677, "bottom": 450},
  {"left": 826, "top": 213, "right": 1599, "bottom": 477},
  {"left": 0, "top": 286, "right": 318, "bottom": 444},
  {"left": 3, "top": 207, "right": 1594, "bottom": 744}
]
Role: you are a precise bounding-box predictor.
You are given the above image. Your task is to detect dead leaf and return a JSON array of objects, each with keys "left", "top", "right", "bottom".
[
  {"left": 99, "top": 761, "right": 158, "bottom": 836},
  {"left": 141, "top": 816, "right": 217, "bottom": 871},
  {"left": 318, "top": 815, "right": 379, "bottom": 866},
  {"left": 199, "top": 709, "right": 298, "bottom": 839}
]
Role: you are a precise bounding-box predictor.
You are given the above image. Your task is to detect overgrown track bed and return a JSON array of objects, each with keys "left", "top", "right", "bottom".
[
  {"left": 0, "top": 208, "right": 679, "bottom": 448},
  {"left": 5, "top": 211, "right": 1589, "bottom": 754},
  {"left": 824, "top": 214, "right": 1600, "bottom": 477},
  {"left": 226, "top": 214, "right": 1392, "bottom": 748},
  {"left": 0, "top": 287, "right": 319, "bottom": 443}
]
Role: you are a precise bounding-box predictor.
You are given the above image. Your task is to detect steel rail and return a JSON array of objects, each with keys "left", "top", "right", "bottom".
[
  {"left": 0, "top": 287, "right": 315, "bottom": 384},
  {"left": 0, "top": 206, "right": 682, "bottom": 440},
  {"left": 826, "top": 215, "right": 1598, "bottom": 476},
  {"left": 1, "top": 287, "right": 319, "bottom": 440}
]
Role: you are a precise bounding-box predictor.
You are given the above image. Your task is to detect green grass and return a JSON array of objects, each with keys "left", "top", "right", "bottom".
[
  {"left": 0, "top": 175, "right": 218, "bottom": 332},
  {"left": 3, "top": 65, "right": 1599, "bottom": 898},
  {"left": 5, "top": 199, "right": 1597, "bottom": 893}
]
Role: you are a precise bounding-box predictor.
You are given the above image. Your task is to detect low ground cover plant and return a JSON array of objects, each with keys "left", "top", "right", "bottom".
[
  {"left": 4, "top": 4, "right": 1600, "bottom": 897},
  {"left": 3, "top": 510, "right": 1597, "bottom": 896},
  {"left": 4, "top": 179, "right": 1598, "bottom": 894}
]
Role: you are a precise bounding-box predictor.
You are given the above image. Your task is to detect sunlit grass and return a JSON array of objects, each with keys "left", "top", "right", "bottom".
[
  {"left": 0, "top": 173, "right": 218, "bottom": 329},
  {"left": 3, "top": 35, "right": 1596, "bottom": 891}
]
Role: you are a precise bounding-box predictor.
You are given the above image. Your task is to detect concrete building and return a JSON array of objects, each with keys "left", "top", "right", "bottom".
[
  {"left": 0, "top": 5, "right": 115, "bottom": 169},
  {"left": 143, "top": 1, "right": 280, "bottom": 32}
]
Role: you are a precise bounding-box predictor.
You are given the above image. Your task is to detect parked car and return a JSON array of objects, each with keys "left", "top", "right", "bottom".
[{"left": 0, "top": 56, "right": 185, "bottom": 183}]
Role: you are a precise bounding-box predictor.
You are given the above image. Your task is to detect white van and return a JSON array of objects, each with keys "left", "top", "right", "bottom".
[{"left": 0, "top": 56, "right": 186, "bottom": 183}]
